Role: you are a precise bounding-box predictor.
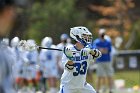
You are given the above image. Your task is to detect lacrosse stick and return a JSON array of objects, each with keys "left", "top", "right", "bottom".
[
  {"left": 18, "top": 40, "right": 100, "bottom": 59},
  {"left": 18, "top": 40, "right": 63, "bottom": 51}
]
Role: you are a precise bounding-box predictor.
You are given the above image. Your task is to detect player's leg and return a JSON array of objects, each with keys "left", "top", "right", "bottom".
[
  {"left": 14, "top": 67, "right": 22, "bottom": 89},
  {"left": 15, "top": 77, "right": 23, "bottom": 89},
  {"left": 105, "top": 62, "right": 114, "bottom": 93},
  {"left": 26, "top": 66, "right": 33, "bottom": 87},
  {"left": 20, "top": 67, "right": 27, "bottom": 87},
  {"left": 107, "top": 76, "right": 114, "bottom": 93},
  {"left": 80, "top": 83, "right": 96, "bottom": 93},
  {"left": 35, "top": 70, "right": 42, "bottom": 91},
  {"left": 48, "top": 66, "right": 58, "bottom": 93},
  {"left": 48, "top": 77, "right": 58, "bottom": 93},
  {"left": 59, "top": 86, "right": 77, "bottom": 93},
  {"left": 96, "top": 63, "right": 106, "bottom": 93},
  {"left": 37, "top": 62, "right": 47, "bottom": 93},
  {"left": 13, "top": 61, "right": 23, "bottom": 89},
  {"left": 30, "top": 65, "right": 37, "bottom": 90},
  {"left": 43, "top": 66, "right": 48, "bottom": 93},
  {"left": 36, "top": 70, "right": 46, "bottom": 93}
]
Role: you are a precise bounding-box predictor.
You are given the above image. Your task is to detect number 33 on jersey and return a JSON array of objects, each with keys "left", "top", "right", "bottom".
[
  {"left": 62, "top": 46, "right": 94, "bottom": 76},
  {"left": 61, "top": 46, "right": 95, "bottom": 89}
]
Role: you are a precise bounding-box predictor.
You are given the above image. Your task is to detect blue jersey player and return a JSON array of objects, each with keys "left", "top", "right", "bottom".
[{"left": 59, "top": 26, "right": 102, "bottom": 93}]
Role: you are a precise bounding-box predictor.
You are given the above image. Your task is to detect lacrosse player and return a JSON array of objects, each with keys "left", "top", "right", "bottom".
[
  {"left": 59, "top": 26, "right": 102, "bottom": 93},
  {"left": 39, "top": 37, "right": 58, "bottom": 93},
  {"left": 10, "top": 37, "right": 22, "bottom": 85},
  {"left": 24, "top": 39, "right": 38, "bottom": 89},
  {"left": 11, "top": 37, "right": 31, "bottom": 89}
]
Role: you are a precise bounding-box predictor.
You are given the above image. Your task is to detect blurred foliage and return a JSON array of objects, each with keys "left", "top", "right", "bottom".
[
  {"left": 12, "top": 0, "right": 140, "bottom": 49},
  {"left": 76, "top": 0, "right": 140, "bottom": 49},
  {"left": 25, "top": 0, "right": 86, "bottom": 44},
  {"left": 130, "top": 20, "right": 140, "bottom": 49}
]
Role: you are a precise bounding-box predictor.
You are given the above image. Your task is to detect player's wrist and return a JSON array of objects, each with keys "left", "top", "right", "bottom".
[
  {"left": 65, "top": 63, "right": 74, "bottom": 71},
  {"left": 65, "top": 60, "right": 74, "bottom": 71}
]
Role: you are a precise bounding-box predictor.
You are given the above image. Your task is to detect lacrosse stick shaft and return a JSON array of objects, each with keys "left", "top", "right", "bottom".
[{"left": 38, "top": 46, "right": 63, "bottom": 51}]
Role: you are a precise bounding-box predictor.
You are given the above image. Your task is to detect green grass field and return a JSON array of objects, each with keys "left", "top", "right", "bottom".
[
  {"left": 20, "top": 70, "right": 140, "bottom": 93},
  {"left": 114, "top": 70, "right": 139, "bottom": 88},
  {"left": 91, "top": 70, "right": 139, "bottom": 88},
  {"left": 89, "top": 70, "right": 140, "bottom": 93}
]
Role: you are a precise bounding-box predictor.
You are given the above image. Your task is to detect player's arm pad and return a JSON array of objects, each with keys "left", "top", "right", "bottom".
[{"left": 65, "top": 63, "right": 74, "bottom": 70}]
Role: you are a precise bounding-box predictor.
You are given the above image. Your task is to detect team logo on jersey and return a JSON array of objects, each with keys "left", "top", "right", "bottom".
[
  {"left": 72, "top": 50, "right": 88, "bottom": 61},
  {"left": 81, "top": 50, "right": 88, "bottom": 56}
]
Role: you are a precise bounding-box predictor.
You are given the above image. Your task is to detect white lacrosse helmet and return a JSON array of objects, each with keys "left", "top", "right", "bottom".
[
  {"left": 41, "top": 37, "right": 52, "bottom": 48},
  {"left": 60, "top": 33, "right": 68, "bottom": 41},
  {"left": 26, "top": 39, "right": 36, "bottom": 51},
  {"left": 70, "top": 26, "right": 92, "bottom": 46},
  {"left": 11, "top": 37, "right": 20, "bottom": 47},
  {"left": 2, "top": 38, "right": 9, "bottom": 46}
]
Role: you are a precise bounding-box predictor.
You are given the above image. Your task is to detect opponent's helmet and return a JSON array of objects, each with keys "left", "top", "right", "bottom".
[
  {"left": 70, "top": 26, "right": 92, "bottom": 46},
  {"left": 41, "top": 37, "right": 52, "bottom": 48},
  {"left": 2, "top": 38, "right": 9, "bottom": 46},
  {"left": 26, "top": 39, "right": 36, "bottom": 51},
  {"left": 60, "top": 33, "right": 68, "bottom": 41},
  {"left": 11, "top": 37, "right": 20, "bottom": 47}
]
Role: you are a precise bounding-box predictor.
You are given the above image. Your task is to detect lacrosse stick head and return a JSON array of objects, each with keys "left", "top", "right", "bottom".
[{"left": 18, "top": 40, "right": 38, "bottom": 51}]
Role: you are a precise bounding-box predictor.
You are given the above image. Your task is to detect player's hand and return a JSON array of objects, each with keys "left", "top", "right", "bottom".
[
  {"left": 83, "top": 48, "right": 102, "bottom": 58},
  {"left": 64, "top": 47, "right": 73, "bottom": 59},
  {"left": 90, "top": 49, "right": 102, "bottom": 58}
]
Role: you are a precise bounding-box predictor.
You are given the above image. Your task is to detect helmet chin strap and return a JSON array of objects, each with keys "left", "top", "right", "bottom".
[
  {"left": 71, "top": 32, "right": 87, "bottom": 47},
  {"left": 75, "top": 35, "right": 87, "bottom": 47}
]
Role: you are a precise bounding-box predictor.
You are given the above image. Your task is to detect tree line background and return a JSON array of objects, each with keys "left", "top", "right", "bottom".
[{"left": 10, "top": 0, "right": 140, "bottom": 50}]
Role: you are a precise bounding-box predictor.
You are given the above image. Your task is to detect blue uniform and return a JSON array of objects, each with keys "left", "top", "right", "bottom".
[
  {"left": 93, "top": 38, "right": 114, "bottom": 77},
  {"left": 93, "top": 38, "right": 111, "bottom": 62}
]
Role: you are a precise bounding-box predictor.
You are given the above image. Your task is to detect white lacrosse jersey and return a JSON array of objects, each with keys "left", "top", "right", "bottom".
[
  {"left": 39, "top": 45, "right": 58, "bottom": 77},
  {"left": 26, "top": 50, "right": 38, "bottom": 64},
  {"left": 24, "top": 50, "right": 38, "bottom": 79},
  {"left": 40, "top": 45, "right": 57, "bottom": 65},
  {"left": 60, "top": 45, "right": 94, "bottom": 89},
  {"left": 11, "top": 47, "right": 28, "bottom": 78}
]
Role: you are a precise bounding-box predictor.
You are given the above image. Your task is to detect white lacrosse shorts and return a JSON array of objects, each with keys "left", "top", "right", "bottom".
[{"left": 59, "top": 83, "right": 96, "bottom": 93}]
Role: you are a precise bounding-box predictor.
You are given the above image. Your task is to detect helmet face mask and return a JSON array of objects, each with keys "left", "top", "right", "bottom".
[
  {"left": 70, "top": 26, "right": 92, "bottom": 47},
  {"left": 81, "top": 34, "right": 92, "bottom": 44}
]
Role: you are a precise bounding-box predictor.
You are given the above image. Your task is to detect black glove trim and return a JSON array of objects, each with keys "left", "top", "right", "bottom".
[
  {"left": 65, "top": 64, "right": 74, "bottom": 70},
  {"left": 92, "top": 49, "right": 100, "bottom": 58}
]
